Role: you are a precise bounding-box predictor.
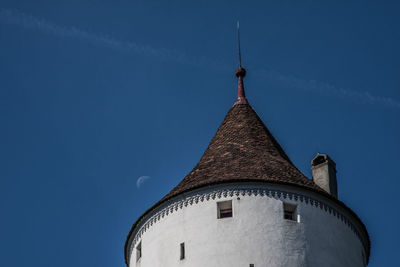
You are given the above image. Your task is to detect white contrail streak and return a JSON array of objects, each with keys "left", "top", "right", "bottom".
[
  {"left": 1, "top": 8, "right": 399, "bottom": 109},
  {"left": 0, "top": 8, "right": 229, "bottom": 70},
  {"left": 257, "top": 69, "right": 400, "bottom": 109}
]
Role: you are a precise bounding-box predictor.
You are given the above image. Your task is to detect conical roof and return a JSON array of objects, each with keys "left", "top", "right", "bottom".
[
  {"left": 163, "top": 101, "right": 323, "bottom": 200},
  {"left": 163, "top": 66, "right": 322, "bottom": 199}
]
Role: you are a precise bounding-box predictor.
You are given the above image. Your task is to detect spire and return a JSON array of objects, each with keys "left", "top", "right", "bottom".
[{"left": 234, "top": 21, "right": 248, "bottom": 105}]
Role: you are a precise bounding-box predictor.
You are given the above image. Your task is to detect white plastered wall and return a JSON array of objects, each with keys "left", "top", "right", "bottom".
[{"left": 129, "top": 184, "right": 367, "bottom": 267}]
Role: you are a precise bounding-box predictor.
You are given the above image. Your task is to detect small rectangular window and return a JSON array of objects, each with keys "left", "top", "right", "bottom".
[
  {"left": 136, "top": 242, "right": 142, "bottom": 261},
  {"left": 180, "top": 242, "right": 185, "bottom": 260},
  {"left": 250, "top": 264, "right": 255, "bottom": 267},
  {"left": 217, "top": 200, "right": 233, "bottom": 219},
  {"left": 283, "top": 202, "right": 297, "bottom": 221}
]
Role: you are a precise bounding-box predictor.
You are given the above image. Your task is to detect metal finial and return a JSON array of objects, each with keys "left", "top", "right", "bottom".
[
  {"left": 237, "top": 21, "right": 242, "bottom": 68},
  {"left": 234, "top": 21, "right": 248, "bottom": 105}
]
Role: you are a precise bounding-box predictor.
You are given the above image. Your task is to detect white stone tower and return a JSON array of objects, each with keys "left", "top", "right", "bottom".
[{"left": 124, "top": 60, "right": 370, "bottom": 267}]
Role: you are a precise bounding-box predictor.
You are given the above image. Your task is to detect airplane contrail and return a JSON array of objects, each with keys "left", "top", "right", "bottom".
[{"left": 1, "top": 8, "right": 399, "bottom": 109}]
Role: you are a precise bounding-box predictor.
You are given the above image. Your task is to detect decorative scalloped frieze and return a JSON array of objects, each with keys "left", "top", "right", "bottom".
[{"left": 127, "top": 187, "right": 368, "bottom": 263}]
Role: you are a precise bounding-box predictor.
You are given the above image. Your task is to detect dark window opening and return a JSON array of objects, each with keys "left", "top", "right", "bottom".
[
  {"left": 136, "top": 242, "right": 142, "bottom": 262},
  {"left": 284, "top": 210, "right": 294, "bottom": 220},
  {"left": 250, "top": 264, "right": 255, "bottom": 267},
  {"left": 217, "top": 200, "right": 233, "bottom": 219},
  {"left": 283, "top": 203, "right": 297, "bottom": 221},
  {"left": 180, "top": 242, "right": 185, "bottom": 260},
  {"left": 220, "top": 208, "right": 233, "bottom": 218}
]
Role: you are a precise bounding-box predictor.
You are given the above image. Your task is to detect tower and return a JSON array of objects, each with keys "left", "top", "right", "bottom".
[{"left": 124, "top": 40, "right": 370, "bottom": 267}]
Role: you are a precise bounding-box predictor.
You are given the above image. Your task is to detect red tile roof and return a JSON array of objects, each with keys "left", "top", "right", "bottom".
[{"left": 162, "top": 102, "right": 324, "bottom": 200}]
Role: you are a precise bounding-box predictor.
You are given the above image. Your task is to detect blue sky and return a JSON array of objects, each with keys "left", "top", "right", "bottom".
[{"left": 1, "top": 1, "right": 399, "bottom": 266}]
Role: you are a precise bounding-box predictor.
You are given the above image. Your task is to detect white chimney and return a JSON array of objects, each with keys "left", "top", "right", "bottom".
[{"left": 311, "top": 153, "right": 338, "bottom": 198}]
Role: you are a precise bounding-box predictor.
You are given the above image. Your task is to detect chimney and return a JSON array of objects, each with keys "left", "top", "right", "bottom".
[{"left": 311, "top": 153, "right": 338, "bottom": 198}]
